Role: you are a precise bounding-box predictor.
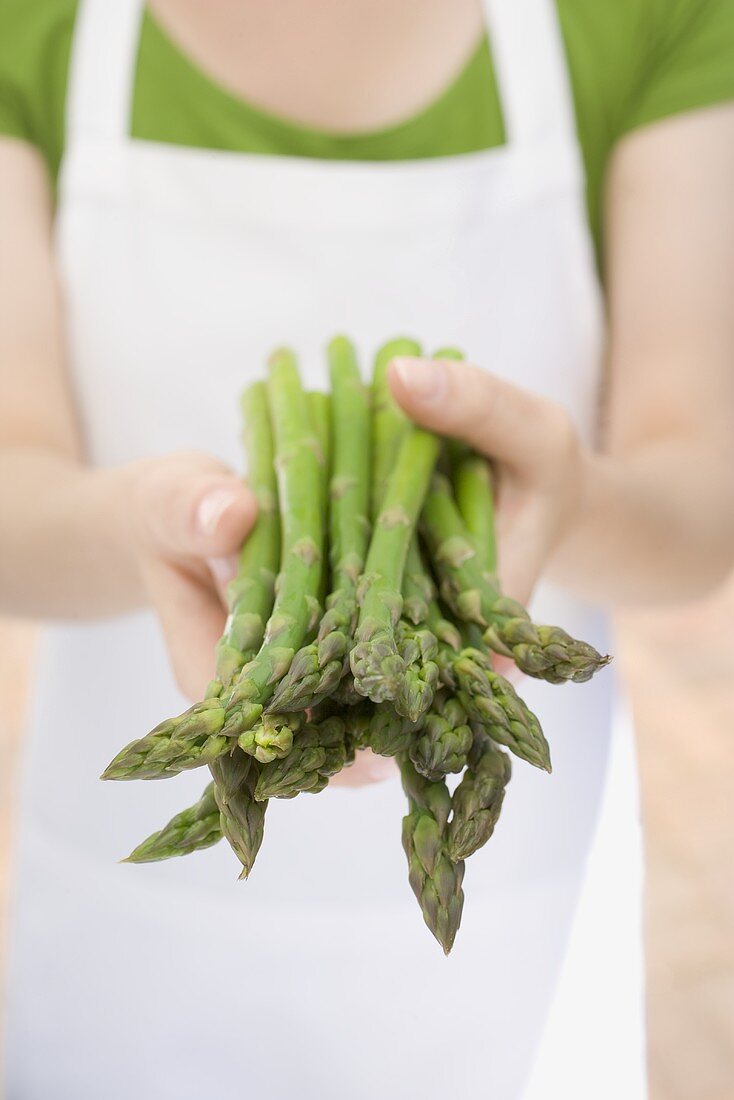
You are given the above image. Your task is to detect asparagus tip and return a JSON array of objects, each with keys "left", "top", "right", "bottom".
[{"left": 266, "top": 345, "right": 297, "bottom": 369}]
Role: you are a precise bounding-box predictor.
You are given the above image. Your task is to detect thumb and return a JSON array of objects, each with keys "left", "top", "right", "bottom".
[
  {"left": 133, "top": 452, "right": 258, "bottom": 560},
  {"left": 388, "top": 357, "right": 571, "bottom": 480}
]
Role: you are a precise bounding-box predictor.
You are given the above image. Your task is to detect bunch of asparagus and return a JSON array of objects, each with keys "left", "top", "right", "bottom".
[{"left": 104, "top": 337, "right": 609, "bottom": 953}]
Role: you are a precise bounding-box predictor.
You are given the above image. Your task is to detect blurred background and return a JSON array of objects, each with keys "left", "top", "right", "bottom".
[{"left": 1, "top": 577, "right": 733, "bottom": 1098}]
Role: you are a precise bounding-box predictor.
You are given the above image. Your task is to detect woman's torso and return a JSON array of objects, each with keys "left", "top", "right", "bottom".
[
  {"left": 1, "top": 0, "right": 657, "bottom": 1096},
  {"left": 3, "top": 0, "right": 734, "bottom": 259}
]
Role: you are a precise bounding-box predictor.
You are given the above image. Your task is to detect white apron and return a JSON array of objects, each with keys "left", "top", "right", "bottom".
[{"left": 4, "top": 1, "right": 646, "bottom": 1096}]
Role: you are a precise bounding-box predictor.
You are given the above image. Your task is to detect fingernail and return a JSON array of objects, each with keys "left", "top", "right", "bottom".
[
  {"left": 391, "top": 358, "right": 447, "bottom": 402},
  {"left": 196, "top": 487, "right": 239, "bottom": 537}
]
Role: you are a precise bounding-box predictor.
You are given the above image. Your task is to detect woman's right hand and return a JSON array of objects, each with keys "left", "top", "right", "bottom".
[
  {"left": 128, "top": 453, "right": 402, "bottom": 788},
  {"left": 127, "top": 451, "right": 257, "bottom": 700}
]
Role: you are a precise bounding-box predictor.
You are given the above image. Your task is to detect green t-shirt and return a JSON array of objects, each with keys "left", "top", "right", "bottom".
[{"left": 1, "top": 0, "right": 734, "bottom": 260}]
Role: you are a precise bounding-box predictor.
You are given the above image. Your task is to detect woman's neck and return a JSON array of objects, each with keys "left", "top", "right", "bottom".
[{"left": 149, "top": 0, "right": 486, "bottom": 132}]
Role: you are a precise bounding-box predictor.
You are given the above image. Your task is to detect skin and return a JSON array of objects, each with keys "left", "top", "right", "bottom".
[
  {"left": 148, "top": 0, "right": 486, "bottom": 134},
  {"left": 1, "top": 4, "right": 733, "bottom": 791},
  {"left": 390, "top": 105, "right": 734, "bottom": 609}
]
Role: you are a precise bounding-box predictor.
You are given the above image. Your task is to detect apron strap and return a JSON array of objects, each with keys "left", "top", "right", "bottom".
[
  {"left": 65, "top": 0, "right": 577, "bottom": 153},
  {"left": 65, "top": 0, "right": 144, "bottom": 145},
  {"left": 483, "top": 0, "right": 579, "bottom": 150}
]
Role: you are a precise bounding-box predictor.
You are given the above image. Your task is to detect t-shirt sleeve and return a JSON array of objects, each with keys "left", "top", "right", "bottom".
[
  {"left": 0, "top": 0, "right": 75, "bottom": 185},
  {"left": 625, "top": 0, "right": 734, "bottom": 136},
  {"left": 0, "top": 0, "right": 37, "bottom": 144},
  {"left": 0, "top": 82, "right": 30, "bottom": 142},
  {"left": 0, "top": 4, "right": 32, "bottom": 144}
]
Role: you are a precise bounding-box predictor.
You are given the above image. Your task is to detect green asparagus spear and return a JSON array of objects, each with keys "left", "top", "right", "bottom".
[
  {"left": 209, "top": 383, "right": 283, "bottom": 870},
  {"left": 394, "top": 537, "right": 440, "bottom": 721},
  {"left": 123, "top": 783, "right": 222, "bottom": 863},
  {"left": 421, "top": 473, "right": 609, "bottom": 683},
  {"left": 447, "top": 734, "right": 511, "bottom": 862},
  {"left": 431, "top": 346, "right": 499, "bottom": 576},
  {"left": 210, "top": 382, "right": 281, "bottom": 692},
  {"left": 431, "top": 611, "right": 550, "bottom": 771},
  {"left": 307, "top": 390, "right": 332, "bottom": 507},
  {"left": 371, "top": 338, "right": 421, "bottom": 518},
  {"left": 347, "top": 701, "right": 418, "bottom": 757},
  {"left": 210, "top": 750, "right": 266, "bottom": 879},
  {"left": 356, "top": 337, "right": 440, "bottom": 717},
  {"left": 454, "top": 644, "right": 551, "bottom": 771},
  {"left": 401, "top": 537, "right": 433, "bottom": 625},
  {"left": 101, "top": 700, "right": 230, "bottom": 781},
  {"left": 399, "top": 755, "right": 465, "bottom": 954},
  {"left": 268, "top": 337, "right": 370, "bottom": 712},
  {"left": 426, "top": 572, "right": 550, "bottom": 771},
  {"left": 102, "top": 381, "right": 281, "bottom": 782},
  {"left": 453, "top": 451, "right": 497, "bottom": 576},
  {"left": 351, "top": 428, "right": 441, "bottom": 708},
  {"left": 255, "top": 716, "right": 350, "bottom": 800},
  {"left": 223, "top": 349, "right": 325, "bottom": 752},
  {"left": 409, "top": 691, "right": 473, "bottom": 781},
  {"left": 330, "top": 673, "right": 364, "bottom": 708}
]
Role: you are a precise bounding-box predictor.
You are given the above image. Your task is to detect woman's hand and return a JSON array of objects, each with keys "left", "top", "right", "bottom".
[
  {"left": 389, "top": 356, "right": 587, "bottom": 606},
  {"left": 336, "top": 357, "right": 587, "bottom": 791},
  {"left": 130, "top": 456, "right": 401, "bottom": 787},
  {"left": 127, "top": 452, "right": 257, "bottom": 700}
]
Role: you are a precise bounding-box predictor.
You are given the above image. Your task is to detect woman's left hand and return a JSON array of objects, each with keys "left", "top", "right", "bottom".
[
  {"left": 388, "top": 355, "right": 588, "bottom": 607},
  {"left": 332, "top": 356, "right": 587, "bottom": 790}
]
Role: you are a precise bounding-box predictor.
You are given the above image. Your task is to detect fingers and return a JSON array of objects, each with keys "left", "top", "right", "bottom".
[
  {"left": 494, "top": 491, "right": 552, "bottom": 604},
  {"left": 142, "top": 556, "right": 226, "bottom": 700},
  {"left": 132, "top": 452, "right": 258, "bottom": 561},
  {"left": 206, "top": 554, "right": 240, "bottom": 604},
  {"left": 389, "top": 357, "right": 576, "bottom": 482},
  {"left": 329, "top": 751, "right": 397, "bottom": 788}
]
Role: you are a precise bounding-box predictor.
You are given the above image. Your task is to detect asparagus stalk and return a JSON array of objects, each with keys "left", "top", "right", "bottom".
[
  {"left": 123, "top": 783, "right": 222, "bottom": 863},
  {"left": 101, "top": 699, "right": 230, "bottom": 781},
  {"left": 453, "top": 643, "right": 551, "bottom": 772},
  {"left": 102, "top": 382, "right": 281, "bottom": 781},
  {"left": 208, "top": 383, "right": 285, "bottom": 871},
  {"left": 347, "top": 702, "right": 418, "bottom": 757},
  {"left": 453, "top": 451, "right": 497, "bottom": 576},
  {"left": 223, "top": 349, "right": 325, "bottom": 752},
  {"left": 306, "top": 389, "right": 331, "bottom": 620},
  {"left": 426, "top": 575, "right": 550, "bottom": 770},
  {"left": 307, "top": 389, "right": 332, "bottom": 510},
  {"left": 399, "top": 755, "right": 465, "bottom": 955},
  {"left": 254, "top": 716, "right": 351, "bottom": 800},
  {"left": 421, "top": 473, "right": 609, "bottom": 684},
  {"left": 268, "top": 337, "right": 370, "bottom": 712},
  {"left": 371, "top": 337, "right": 420, "bottom": 518},
  {"left": 401, "top": 537, "right": 433, "bottom": 626},
  {"left": 395, "top": 538, "right": 440, "bottom": 722},
  {"left": 432, "top": 346, "right": 499, "bottom": 576},
  {"left": 447, "top": 733, "right": 511, "bottom": 862},
  {"left": 210, "top": 382, "right": 281, "bottom": 692},
  {"left": 351, "top": 428, "right": 441, "bottom": 708},
  {"left": 409, "top": 691, "right": 473, "bottom": 781},
  {"left": 210, "top": 751, "right": 266, "bottom": 879},
  {"left": 358, "top": 337, "right": 440, "bottom": 718}
]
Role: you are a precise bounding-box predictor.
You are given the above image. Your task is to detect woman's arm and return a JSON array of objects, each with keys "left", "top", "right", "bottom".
[
  {"left": 0, "top": 140, "right": 256, "bottom": 695},
  {"left": 389, "top": 103, "right": 734, "bottom": 609}
]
